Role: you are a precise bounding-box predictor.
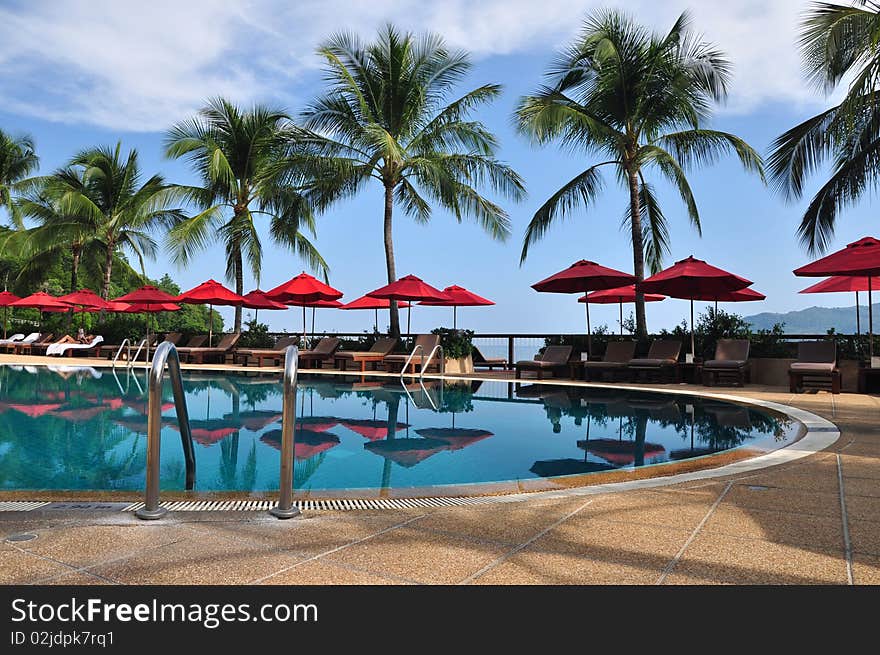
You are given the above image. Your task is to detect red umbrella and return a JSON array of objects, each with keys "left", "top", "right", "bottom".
[
  {"left": 366, "top": 275, "right": 449, "bottom": 335},
  {"left": 341, "top": 294, "right": 410, "bottom": 333},
  {"left": 57, "top": 289, "right": 113, "bottom": 310},
  {"left": 532, "top": 261, "right": 636, "bottom": 356},
  {"left": 580, "top": 285, "right": 665, "bottom": 336},
  {"left": 800, "top": 276, "right": 880, "bottom": 336},
  {"left": 123, "top": 302, "right": 180, "bottom": 312},
  {"left": 240, "top": 289, "right": 287, "bottom": 324},
  {"left": 418, "top": 285, "right": 494, "bottom": 329},
  {"left": 641, "top": 256, "right": 752, "bottom": 358},
  {"left": 0, "top": 290, "right": 21, "bottom": 339},
  {"left": 175, "top": 279, "right": 246, "bottom": 346},
  {"left": 114, "top": 285, "right": 185, "bottom": 358},
  {"left": 10, "top": 292, "right": 72, "bottom": 329},
  {"left": 794, "top": 237, "right": 880, "bottom": 359},
  {"left": 266, "top": 273, "right": 343, "bottom": 342}
]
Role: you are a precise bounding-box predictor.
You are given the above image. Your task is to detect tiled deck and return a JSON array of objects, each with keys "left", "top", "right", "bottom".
[{"left": 1, "top": 355, "right": 878, "bottom": 584}]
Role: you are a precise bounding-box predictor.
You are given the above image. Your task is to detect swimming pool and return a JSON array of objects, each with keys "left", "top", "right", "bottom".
[{"left": 0, "top": 365, "right": 799, "bottom": 495}]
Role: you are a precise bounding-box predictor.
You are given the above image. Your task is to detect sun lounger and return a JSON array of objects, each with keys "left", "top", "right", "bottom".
[
  {"left": 702, "top": 339, "right": 751, "bottom": 386},
  {"left": 298, "top": 337, "right": 341, "bottom": 368},
  {"left": 233, "top": 335, "right": 301, "bottom": 367},
  {"left": 0, "top": 333, "right": 25, "bottom": 347},
  {"left": 175, "top": 332, "right": 241, "bottom": 364},
  {"left": 514, "top": 345, "right": 574, "bottom": 380},
  {"left": 789, "top": 340, "right": 840, "bottom": 394},
  {"left": 472, "top": 344, "right": 507, "bottom": 370},
  {"left": 1, "top": 332, "right": 38, "bottom": 353},
  {"left": 46, "top": 335, "right": 104, "bottom": 357},
  {"left": 383, "top": 334, "right": 441, "bottom": 374},
  {"left": 334, "top": 337, "right": 398, "bottom": 372},
  {"left": 13, "top": 333, "right": 53, "bottom": 355},
  {"left": 580, "top": 341, "right": 636, "bottom": 381},
  {"left": 628, "top": 340, "right": 682, "bottom": 382}
]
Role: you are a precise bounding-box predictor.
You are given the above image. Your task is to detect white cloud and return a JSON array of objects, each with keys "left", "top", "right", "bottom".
[{"left": 0, "top": 0, "right": 832, "bottom": 131}]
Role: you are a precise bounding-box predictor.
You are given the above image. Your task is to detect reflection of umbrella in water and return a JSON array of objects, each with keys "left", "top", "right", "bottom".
[
  {"left": 415, "top": 427, "right": 493, "bottom": 451},
  {"left": 529, "top": 459, "right": 614, "bottom": 477},
  {"left": 223, "top": 409, "right": 283, "bottom": 431},
  {"left": 705, "top": 405, "right": 753, "bottom": 429},
  {"left": 342, "top": 418, "right": 408, "bottom": 441},
  {"left": 49, "top": 404, "right": 109, "bottom": 422},
  {"left": 625, "top": 396, "right": 683, "bottom": 422},
  {"left": 261, "top": 428, "right": 341, "bottom": 459},
  {"left": 172, "top": 419, "right": 240, "bottom": 446},
  {"left": 5, "top": 403, "right": 63, "bottom": 418},
  {"left": 364, "top": 437, "right": 449, "bottom": 467},
  {"left": 295, "top": 416, "right": 339, "bottom": 432},
  {"left": 577, "top": 438, "right": 666, "bottom": 466},
  {"left": 114, "top": 415, "right": 179, "bottom": 434}
]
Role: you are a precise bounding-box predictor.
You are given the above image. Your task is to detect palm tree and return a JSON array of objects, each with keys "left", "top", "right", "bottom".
[
  {"left": 515, "top": 10, "right": 764, "bottom": 337},
  {"left": 0, "top": 129, "right": 39, "bottom": 228},
  {"left": 45, "top": 143, "right": 183, "bottom": 298},
  {"left": 295, "top": 24, "right": 525, "bottom": 338},
  {"left": 164, "top": 98, "right": 327, "bottom": 333},
  {"left": 768, "top": 1, "right": 880, "bottom": 253}
]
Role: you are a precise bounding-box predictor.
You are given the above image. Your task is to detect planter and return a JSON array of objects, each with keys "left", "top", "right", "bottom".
[{"left": 444, "top": 354, "right": 474, "bottom": 374}]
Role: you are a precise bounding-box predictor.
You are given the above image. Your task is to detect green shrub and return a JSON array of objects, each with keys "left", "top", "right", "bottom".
[
  {"left": 237, "top": 317, "right": 275, "bottom": 348},
  {"left": 431, "top": 327, "right": 473, "bottom": 359}
]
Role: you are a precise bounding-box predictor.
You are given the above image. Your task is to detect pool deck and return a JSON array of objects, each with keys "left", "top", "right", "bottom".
[{"left": 1, "top": 354, "right": 878, "bottom": 585}]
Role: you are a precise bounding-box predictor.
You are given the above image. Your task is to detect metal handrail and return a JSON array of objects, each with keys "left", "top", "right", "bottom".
[
  {"left": 420, "top": 344, "right": 444, "bottom": 378},
  {"left": 135, "top": 341, "right": 195, "bottom": 520},
  {"left": 401, "top": 343, "right": 424, "bottom": 377},
  {"left": 129, "top": 339, "right": 147, "bottom": 367},
  {"left": 112, "top": 339, "right": 131, "bottom": 367},
  {"left": 399, "top": 377, "right": 442, "bottom": 412},
  {"left": 270, "top": 345, "right": 300, "bottom": 519}
]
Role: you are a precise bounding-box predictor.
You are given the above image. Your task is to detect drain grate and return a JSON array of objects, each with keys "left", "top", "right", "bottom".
[
  {"left": 0, "top": 501, "right": 50, "bottom": 512},
  {"left": 121, "top": 496, "right": 495, "bottom": 513},
  {"left": 5, "top": 533, "right": 37, "bottom": 542}
]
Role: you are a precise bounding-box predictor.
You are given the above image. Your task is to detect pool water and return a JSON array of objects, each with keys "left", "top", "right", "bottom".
[{"left": 0, "top": 365, "right": 797, "bottom": 493}]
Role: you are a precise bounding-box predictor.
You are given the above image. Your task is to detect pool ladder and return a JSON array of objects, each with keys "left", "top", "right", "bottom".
[
  {"left": 401, "top": 343, "right": 445, "bottom": 378},
  {"left": 135, "top": 343, "right": 300, "bottom": 520},
  {"left": 112, "top": 338, "right": 148, "bottom": 368}
]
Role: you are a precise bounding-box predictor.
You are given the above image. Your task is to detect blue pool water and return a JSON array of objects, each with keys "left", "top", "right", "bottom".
[{"left": 0, "top": 365, "right": 797, "bottom": 492}]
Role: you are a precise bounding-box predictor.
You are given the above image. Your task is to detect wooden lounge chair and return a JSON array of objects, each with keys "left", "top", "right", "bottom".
[
  {"left": 163, "top": 332, "right": 183, "bottom": 345},
  {"left": 514, "top": 345, "right": 574, "bottom": 380},
  {"left": 13, "top": 333, "right": 53, "bottom": 355},
  {"left": 580, "top": 341, "right": 636, "bottom": 381},
  {"left": 789, "top": 340, "right": 840, "bottom": 394},
  {"left": 702, "top": 339, "right": 751, "bottom": 386},
  {"left": 0, "top": 333, "right": 25, "bottom": 347},
  {"left": 233, "top": 335, "right": 300, "bottom": 367},
  {"left": 176, "top": 332, "right": 241, "bottom": 364},
  {"left": 1, "top": 332, "right": 36, "bottom": 353},
  {"left": 46, "top": 335, "right": 104, "bottom": 357},
  {"left": 628, "top": 340, "right": 682, "bottom": 382},
  {"left": 298, "top": 337, "right": 341, "bottom": 368},
  {"left": 334, "top": 337, "right": 398, "bottom": 372},
  {"left": 383, "top": 334, "right": 442, "bottom": 374},
  {"left": 472, "top": 344, "right": 507, "bottom": 370}
]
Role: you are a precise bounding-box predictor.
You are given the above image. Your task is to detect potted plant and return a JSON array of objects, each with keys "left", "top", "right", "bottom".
[{"left": 431, "top": 327, "right": 474, "bottom": 374}]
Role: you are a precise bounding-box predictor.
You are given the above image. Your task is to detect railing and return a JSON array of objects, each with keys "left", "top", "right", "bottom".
[
  {"left": 112, "top": 338, "right": 148, "bottom": 369},
  {"left": 134, "top": 341, "right": 195, "bottom": 521},
  {"left": 401, "top": 343, "right": 445, "bottom": 378},
  {"left": 129, "top": 338, "right": 147, "bottom": 365},
  {"left": 111, "top": 339, "right": 131, "bottom": 367},
  {"left": 269, "top": 345, "right": 300, "bottom": 519}
]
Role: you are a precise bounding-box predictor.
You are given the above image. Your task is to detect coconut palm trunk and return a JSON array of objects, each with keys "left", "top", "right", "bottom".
[
  {"left": 233, "top": 242, "right": 244, "bottom": 333},
  {"left": 383, "top": 184, "right": 400, "bottom": 338},
  {"left": 101, "top": 238, "right": 115, "bottom": 299},
  {"left": 626, "top": 165, "right": 648, "bottom": 338}
]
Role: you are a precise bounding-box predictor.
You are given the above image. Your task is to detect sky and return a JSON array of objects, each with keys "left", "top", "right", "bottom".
[{"left": 0, "top": 0, "right": 876, "bottom": 335}]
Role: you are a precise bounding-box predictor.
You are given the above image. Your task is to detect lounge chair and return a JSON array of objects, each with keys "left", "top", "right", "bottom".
[
  {"left": 789, "top": 340, "right": 840, "bottom": 394},
  {"left": 383, "top": 334, "right": 442, "bottom": 374},
  {"left": 1, "top": 332, "right": 37, "bottom": 353},
  {"left": 334, "top": 337, "right": 398, "bottom": 372},
  {"left": 163, "top": 332, "right": 183, "bottom": 345},
  {"left": 580, "top": 341, "right": 636, "bottom": 381},
  {"left": 175, "top": 332, "right": 241, "bottom": 364},
  {"left": 298, "top": 337, "right": 341, "bottom": 369},
  {"left": 13, "top": 333, "right": 53, "bottom": 355},
  {"left": 233, "top": 335, "right": 300, "bottom": 367},
  {"left": 46, "top": 335, "right": 104, "bottom": 357},
  {"left": 702, "top": 339, "right": 751, "bottom": 386},
  {"left": 0, "top": 333, "right": 25, "bottom": 347},
  {"left": 472, "top": 344, "right": 507, "bottom": 370},
  {"left": 514, "top": 345, "right": 574, "bottom": 380},
  {"left": 628, "top": 340, "right": 682, "bottom": 382}
]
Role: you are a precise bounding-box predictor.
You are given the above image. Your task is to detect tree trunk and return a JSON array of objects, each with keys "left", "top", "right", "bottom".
[
  {"left": 626, "top": 166, "right": 648, "bottom": 338},
  {"left": 233, "top": 240, "right": 243, "bottom": 333},
  {"left": 383, "top": 183, "right": 400, "bottom": 338},
  {"left": 101, "top": 238, "right": 115, "bottom": 300},
  {"left": 66, "top": 245, "right": 82, "bottom": 331}
]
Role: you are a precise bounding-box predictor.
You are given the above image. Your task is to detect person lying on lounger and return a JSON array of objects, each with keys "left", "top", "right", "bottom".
[{"left": 54, "top": 328, "right": 93, "bottom": 345}]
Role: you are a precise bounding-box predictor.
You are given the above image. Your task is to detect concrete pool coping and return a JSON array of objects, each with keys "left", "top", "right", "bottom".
[{"left": 0, "top": 357, "right": 840, "bottom": 507}]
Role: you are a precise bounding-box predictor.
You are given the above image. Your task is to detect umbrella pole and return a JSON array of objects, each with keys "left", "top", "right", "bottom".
[
  {"left": 453, "top": 306, "right": 457, "bottom": 330},
  {"left": 585, "top": 301, "right": 591, "bottom": 359},
  {"left": 3, "top": 305, "right": 7, "bottom": 339},
  {"left": 311, "top": 306, "right": 316, "bottom": 338},
  {"left": 407, "top": 304, "right": 412, "bottom": 337},
  {"left": 619, "top": 301, "right": 623, "bottom": 336},
  {"left": 855, "top": 291, "right": 860, "bottom": 336},
  {"left": 690, "top": 298, "right": 695, "bottom": 358},
  {"left": 208, "top": 303, "right": 214, "bottom": 347},
  {"left": 302, "top": 306, "right": 307, "bottom": 345},
  {"left": 375, "top": 308, "right": 379, "bottom": 333},
  {"left": 870, "top": 276, "right": 874, "bottom": 362}
]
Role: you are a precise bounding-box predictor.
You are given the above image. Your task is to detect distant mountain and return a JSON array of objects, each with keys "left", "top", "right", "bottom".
[{"left": 743, "top": 303, "right": 880, "bottom": 334}]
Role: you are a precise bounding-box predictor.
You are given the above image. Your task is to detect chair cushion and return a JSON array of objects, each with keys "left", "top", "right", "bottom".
[
  {"left": 790, "top": 362, "right": 836, "bottom": 372},
  {"left": 581, "top": 361, "right": 628, "bottom": 368},
  {"left": 703, "top": 359, "right": 746, "bottom": 369},
  {"left": 515, "top": 360, "right": 561, "bottom": 369},
  {"left": 629, "top": 358, "right": 676, "bottom": 367}
]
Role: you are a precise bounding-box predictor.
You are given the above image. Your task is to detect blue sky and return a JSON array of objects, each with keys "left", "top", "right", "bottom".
[{"left": 1, "top": 0, "right": 876, "bottom": 334}]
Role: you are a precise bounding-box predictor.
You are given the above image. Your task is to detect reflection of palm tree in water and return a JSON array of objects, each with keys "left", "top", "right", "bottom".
[{"left": 380, "top": 394, "right": 401, "bottom": 494}]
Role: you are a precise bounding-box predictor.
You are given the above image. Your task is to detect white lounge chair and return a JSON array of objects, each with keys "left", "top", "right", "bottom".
[
  {"left": 46, "top": 335, "right": 104, "bottom": 357},
  {"left": 0, "top": 333, "right": 25, "bottom": 346}
]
